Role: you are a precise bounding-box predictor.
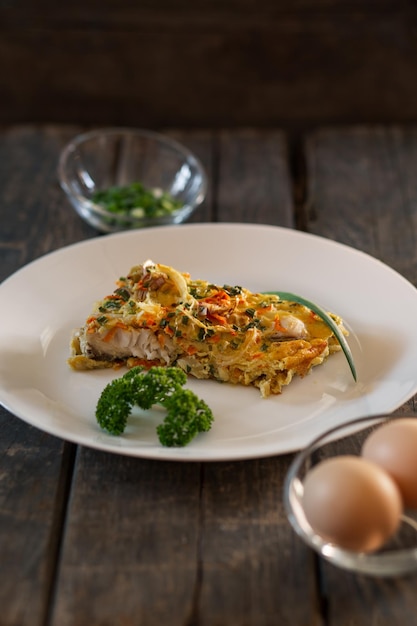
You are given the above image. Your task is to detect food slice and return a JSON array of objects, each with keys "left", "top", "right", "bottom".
[{"left": 68, "top": 260, "right": 349, "bottom": 397}]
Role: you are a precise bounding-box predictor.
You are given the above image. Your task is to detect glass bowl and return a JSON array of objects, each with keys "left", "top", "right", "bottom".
[
  {"left": 58, "top": 128, "right": 207, "bottom": 233},
  {"left": 284, "top": 415, "right": 417, "bottom": 577}
]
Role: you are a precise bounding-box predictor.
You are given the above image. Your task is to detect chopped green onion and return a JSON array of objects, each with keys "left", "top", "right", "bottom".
[
  {"left": 91, "top": 181, "right": 183, "bottom": 219},
  {"left": 114, "top": 287, "right": 131, "bottom": 301}
]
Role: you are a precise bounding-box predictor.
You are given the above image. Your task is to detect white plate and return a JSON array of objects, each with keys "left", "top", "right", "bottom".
[{"left": 1, "top": 223, "right": 417, "bottom": 461}]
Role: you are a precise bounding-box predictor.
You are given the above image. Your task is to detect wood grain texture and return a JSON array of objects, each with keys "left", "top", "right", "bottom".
[
  {"left": 51, "top": 452, "right": 203, "bottom": 626},
  {"left": 0, "top": 126, "right": 87, "bottom": 626},
  {"left": 23, "top": 126, "right": 295, "bottom": 626},
  {"left": 304, "top": 126, "right": 417, "bottom": 285},
  {"left": 2, "top": 3, "right": 417, "bottom": 128},
  {"left": 0, "top": 410, "right": 73, "bottom": 626},
  {"left": 197, "top": 457, "right": 321, "bottom": 626},
  {"left": 0, "top": 125, "right": 96, "bottom": 281},
  {"left": 216, "top": 130, "right": 294, "bottom": 226},
  {"left": 2, "top": 124, "right": 417, "bottom": 626},
  {"left": 50, "top": 456, "right": 320, "bottom": 626},
  {"left": 304, "top": 126, "right": 417, "bottom": 626},
  {"left": 317, "top": 569, "right": 417, "bottom": 626},
  {"left": 3, "top": 0, "right": 414, "bottom": 27}
]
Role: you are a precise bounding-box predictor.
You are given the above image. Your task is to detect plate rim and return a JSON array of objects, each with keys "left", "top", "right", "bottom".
[{"left": 1, "top": 222, "right": 417, "bottom": 462}]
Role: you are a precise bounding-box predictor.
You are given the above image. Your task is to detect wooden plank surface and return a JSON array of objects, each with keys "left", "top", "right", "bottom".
[
  {"left": 304, "top": 125, "right": 417, "bottom": 626},
  {"left": 41, "top": 127, "right": 307, "bottom": 626},
  {"left": 196, "top": 457, "right": 320, "bottom": 626},
  {"left": 2, "top": 2, "right": 417, "bottom": 128},
  {"left": 0, "top": 413, "right": 73, "bottom": 626},
  {"left": 216, "top": 130, "right": 294, "bottom": 227},
  {"left": 52, "top": 452, "right": 203, "bottom": 626},
  {"left": 0, "top": 124, "right": 96, "bottom": 279},
  {"left": 51, "top": 456, "right": 319, "bottom": 626},
  {"left": 0, "top": 126, "right": 87, "bottom": 626},
  {"left": 304, "top": 126, "right": 417, "bottom": 286},
  {"left": 1, "top": 124, "right": 417, "bottom": 626}
]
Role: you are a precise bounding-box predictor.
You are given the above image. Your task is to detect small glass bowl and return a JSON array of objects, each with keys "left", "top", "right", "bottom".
[
  {"left": 58, "top": 128, "right": 207, "bottom": 233},
  {"left": 284, "top": 415, "right": 417, "bottom": 577}
]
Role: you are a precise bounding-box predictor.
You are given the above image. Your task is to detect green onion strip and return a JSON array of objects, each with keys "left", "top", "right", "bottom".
[{"left": 264, "top": 291, "right": 357, "bottom": 382}]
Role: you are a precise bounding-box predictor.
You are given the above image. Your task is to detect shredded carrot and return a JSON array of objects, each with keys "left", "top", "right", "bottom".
[
  {"left": 142, "top": 313, "right": 156, "bottom": 327},
  {"left": 103, "top": 327, "right": 118, "bottom": 342},
  {"left": 103, "top": 321, "right": 128, "bottom": 342},
  {"left": 257, "top": 305, "right": 272, "bottom": 313},
  {"left": 274, "top": 316, "right": 287, "bottom": 332},
  {"left": 208, "top": 312, "right": 228, "bottom": 325},
  {"left": 201, "top": 290, "right": 230, "bottom": 305}
]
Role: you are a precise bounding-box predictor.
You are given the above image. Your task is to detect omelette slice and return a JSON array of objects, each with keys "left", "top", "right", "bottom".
[{"left": 68, "top": 260, "right": 348, "bottom": 397}]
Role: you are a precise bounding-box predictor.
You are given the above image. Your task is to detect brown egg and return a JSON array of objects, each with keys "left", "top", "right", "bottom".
[
  {"left": 302, "top": 455, "right": 403, "bottom": 552},
  {"left": 362, "top": 418, "right": 417, "bottom": 509}
]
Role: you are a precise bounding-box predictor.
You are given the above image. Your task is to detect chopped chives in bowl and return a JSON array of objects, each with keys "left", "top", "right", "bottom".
[{"left": 91, "top": 182, "right": 184, "bottom": 218}]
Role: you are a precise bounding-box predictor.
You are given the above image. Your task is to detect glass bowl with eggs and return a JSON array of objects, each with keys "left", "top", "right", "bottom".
[
  {"left": 284, "top": 415, "right": 417, "bottom": 577},
  {"left": 58, "top": 128, "right": 207, "bottom": 233}
]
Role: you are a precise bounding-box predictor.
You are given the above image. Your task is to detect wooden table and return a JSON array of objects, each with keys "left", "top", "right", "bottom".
[{"left": 1, "top": 125, "right": 417, "bottom": 626}]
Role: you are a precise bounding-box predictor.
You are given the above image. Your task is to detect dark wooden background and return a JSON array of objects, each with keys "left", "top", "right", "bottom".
[
  {"left": 2, "top": 0, "right": 417, "bottom": 130},
  {"left": 4, "top": 4, "right": 417, "bottom": 621}
]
